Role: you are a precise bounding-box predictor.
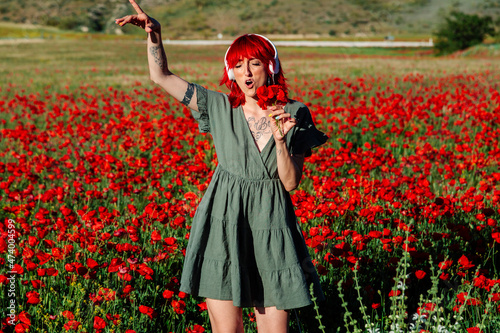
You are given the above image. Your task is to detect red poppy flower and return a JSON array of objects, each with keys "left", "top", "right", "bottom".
[
  {"left": 98, "top": 288, "right": 116, "bottom": 301},
  {"left": 198, "top": 301, "right": 207, "bottom": 312},
  {"left": 86, "top": 258, "right": 99, "bottom": 269},
  {"left": 122, "top": 284, "right": 135, "bottom": 295},
  {"left": 388, "top": 289, "right": 401, "bottom": 297},
  {"left": 151, "top": 230, "right": 162, "bottom": 242},
  {"left": 93, "top": 316, "right": 106, "bottom": 330},
  {"left": 489, "top": 292, "right": 500, "bottom": 302},
  {"left": 25, "top": 261, "right": 38, "bottom": 271},
  {"left": 18, "top": 311, "right": 31, "bottom": 326},
  {"left": 417, "top": 302, "right": 436, "bottom": 318},
  {"left": 138, "top": 305, "right": 157, "bottom": 319},
  {"left": 36, "top": 252, "right": 51, "bottom": 265},
  {"left": 11, "top": 264, "right": 24, "bottom": 275},
  {"left": 28, "top": 236, "right": 39, "bottom": 247},
  {"left": 256, "top": 85, "right": 289, "bottom": 135},
  {"left": 135, "top": 263, "right": 154, "bottom": 277},
  {"left": 187, "top": 324, "right": 205, "bottom": 333},
  {"left": 15, "top": 323, "right": 30, "bottom": 333},
  {"left": 163, "top": 289, "right": 174, "bottom": 299},
  {"left": 368, "top": 230, "right": 382, "bottom": 239},
  {"left": 61, "top": 311, "right": 75, "bottom": 319},
  {"left": 63, "top": 320, "right": 80, "bottom": 331},
  {"left": 466, "top": 328, "right": 483, "bottom": 333},
  {"left": 438, "top": 260, "right": 453, "bottom": 270},
  {"left": 415, "top": 270, "right": 426, "bottom": 279},
  {"left": 439, "top": 273, "right": 450, "bottom": 281},
  {"left": 26, "top": 291, "right": 40, "bottom": 305},
  {"left": 171, "top": 300, "right": 186, "bottom": 314},
  {"left": 30, "top": 280, "right": 45, "bottom": 289},
  {"left": 76, "top": 266, "right": 88, "bottom": 276},
  {"left": 458, "top": 255, "right": 475, "bottom": 271},
  {"left": 491, "top": 232, "right": 500, "bottom": 243}
]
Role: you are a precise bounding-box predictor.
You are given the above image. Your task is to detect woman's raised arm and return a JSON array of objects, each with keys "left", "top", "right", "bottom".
[{"left": 115, "top": 0, "right": 198, "bottom": 111}]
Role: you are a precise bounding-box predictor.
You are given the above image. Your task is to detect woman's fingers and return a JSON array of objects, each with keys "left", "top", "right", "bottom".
[
  {"left": 129, "top": 0, "right": 145, "bottom": 15},
  {"left": 128, "top": 0, "right": 152, "bottom": 32},
  {"left": 276, "top": 113, "right": 292, "bottom": 120},
  {"left": 115, "top": 15, "right": 131, "bottom": 26},
  {"left": 115, "top": 0, "right": 153, "bottom": 31},
  {"left": 268, "top": 109, "right": 296, "bottom": 138},
  {"left": 268, "top": 109, "right": 291, "bottom": 121},
  {"left": 115, "top": 15, "right": 142, "bottom": 28},
  {"left": 144, "top": 18, "right": 154, "bottom": 33},
  {"left": 115, "top": 15, "right": 153, "bottom": 32}
]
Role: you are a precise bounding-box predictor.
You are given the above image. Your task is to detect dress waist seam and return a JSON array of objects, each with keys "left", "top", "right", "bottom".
[{"left": 217, "top": 165, "right": 280, "bottom": 183}]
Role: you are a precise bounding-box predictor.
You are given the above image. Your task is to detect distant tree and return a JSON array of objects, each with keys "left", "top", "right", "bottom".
[
  {"left": 87, "top": 3, "right": 108, "bottom": 32},
  {"left": 434, "top": 11, "right": 495, "bottom": 55}
]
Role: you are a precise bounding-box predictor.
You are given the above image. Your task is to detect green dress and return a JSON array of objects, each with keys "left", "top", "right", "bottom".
[{"left": 179, "top": 84, "right": 328, "bottom": 310}]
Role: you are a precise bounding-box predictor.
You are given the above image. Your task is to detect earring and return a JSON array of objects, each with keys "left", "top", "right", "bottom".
[{"left": 267, "top": 76, "right": 271, "bottom": 86}]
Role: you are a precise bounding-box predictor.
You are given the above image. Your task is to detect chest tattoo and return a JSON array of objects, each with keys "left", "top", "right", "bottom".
[{"left": 247, "top": 116, "right": 272, "bottom": 141}]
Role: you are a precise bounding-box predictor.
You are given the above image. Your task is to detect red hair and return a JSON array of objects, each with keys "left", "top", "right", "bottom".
[{"left": 219, "top": 34, "right": 288, "bottom": 108}]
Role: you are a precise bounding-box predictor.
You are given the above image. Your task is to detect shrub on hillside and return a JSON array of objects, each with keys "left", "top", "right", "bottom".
[{"left": 434, "top": 10, "right": 495, "bottom": 55}]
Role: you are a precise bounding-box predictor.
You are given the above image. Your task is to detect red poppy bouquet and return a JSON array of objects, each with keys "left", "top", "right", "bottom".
[{"left": 256, "top": 85, "right": 289, "bottom": 136}]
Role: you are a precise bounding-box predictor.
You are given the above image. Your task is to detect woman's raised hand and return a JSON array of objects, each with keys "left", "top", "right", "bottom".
[
  {"left": 115, "top": 0, "right": 160, "bottom": 33},
  {"left": 268, "top": 105, "right": 297, "bottom": 141}
]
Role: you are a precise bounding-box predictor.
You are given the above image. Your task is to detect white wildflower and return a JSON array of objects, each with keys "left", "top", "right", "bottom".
[
  {"left": 397, "top": 280, "right": 406, "bottom": 290},
  {"left": 366, "top": 328, "right": 380, "bottom": 333},
  {"left": 411, "top": 312, "right": 427, "bottom": 321},
  {"left": 389, "top": 323, "right": 403, "bottom": 333}
]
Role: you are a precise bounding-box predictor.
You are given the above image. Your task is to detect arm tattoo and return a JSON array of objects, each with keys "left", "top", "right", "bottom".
[
  {"left": 149, "top": 45, "right": 167, "bottom": 71},
  {"left": 247, "top": 116, "right": 271, "bottom": 140},
  {"left": 277, "top": 148, "right": 282, "bottom": 156},
  {"left": 181, "top": 82, "right": 195, "bottom": 107}
]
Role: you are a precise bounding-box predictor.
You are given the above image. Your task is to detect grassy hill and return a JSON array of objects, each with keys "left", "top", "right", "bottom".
[{"left": 1, "top": 0, "right": 499, "bottom": 39}]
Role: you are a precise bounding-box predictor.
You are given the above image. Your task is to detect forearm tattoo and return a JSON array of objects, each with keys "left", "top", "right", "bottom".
[
  {"left": 247, "top": 116, "right": 271, "bottom": 140},
  {"left": 181, "top": 82, "right": 195, "bottom": 107},
  {"left": 149, "top": 45, "right": 167, "bottom": 71}
]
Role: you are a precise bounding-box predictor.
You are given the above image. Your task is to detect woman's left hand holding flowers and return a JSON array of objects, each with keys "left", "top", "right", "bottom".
[{"left": 268, "top": 105, "right": 296, "bottom": 141}]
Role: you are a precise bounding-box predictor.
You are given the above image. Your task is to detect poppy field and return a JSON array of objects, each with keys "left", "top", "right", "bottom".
[{"left": 0, "top": 39, "right": 499, "bottom": 333}]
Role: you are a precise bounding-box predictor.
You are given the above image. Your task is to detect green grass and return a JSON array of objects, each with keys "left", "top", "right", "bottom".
[{"left": 1, "top": 38, "right": 499, "bottom": 94}]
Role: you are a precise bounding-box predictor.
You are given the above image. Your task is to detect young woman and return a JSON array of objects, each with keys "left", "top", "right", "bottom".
[{"left": 116, "top": 1, "right": 327, "bottom": 332}]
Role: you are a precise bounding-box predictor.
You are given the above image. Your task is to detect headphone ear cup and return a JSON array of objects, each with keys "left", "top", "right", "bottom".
[
  {"left": 269, "top": 59, "right": 279, "bottom": 75},
  {"left": 228, "top": 68, "right": 235, "bottom": 81},
  {"left": 272, "top": 59, "right": 279, "bottom": 74}
]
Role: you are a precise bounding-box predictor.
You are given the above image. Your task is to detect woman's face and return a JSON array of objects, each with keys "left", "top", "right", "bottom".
[{"left": 232, "top": 57, "right": 268, "bottom": 101}]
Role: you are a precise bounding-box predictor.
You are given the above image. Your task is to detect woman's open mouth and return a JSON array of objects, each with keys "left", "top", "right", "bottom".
[{"left": 245, "top": 79, "right": 254, "bottom": 88}]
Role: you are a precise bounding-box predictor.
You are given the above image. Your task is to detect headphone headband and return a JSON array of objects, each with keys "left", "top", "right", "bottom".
[{"left": 224, "top": 34, "right": 280, "bottom": 81}]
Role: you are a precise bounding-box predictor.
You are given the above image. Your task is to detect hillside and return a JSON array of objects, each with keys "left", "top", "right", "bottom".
[{"left": 1, "top": 0, "right": 499, "bottom": 39}]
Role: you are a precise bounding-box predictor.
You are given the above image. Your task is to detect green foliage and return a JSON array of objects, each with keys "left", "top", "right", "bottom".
[
  {"left": 87, "top": 3, "right": 109, "bottom": 32},
  {"left": 43, "top": 15, "right": 84, "bottom": 31},
  {"left": 434, "top": 10, "right": 496, "bottom": 55},
  {"left": 58, "top": 16, "right": 84, "bottom": 31},
  {"left": 0, "top": 0, "right": 499, "bottom": 38}
]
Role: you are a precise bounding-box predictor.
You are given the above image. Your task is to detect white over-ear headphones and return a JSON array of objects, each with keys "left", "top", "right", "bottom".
[{"left": 224, "top": 34, "right": 280, "bottom": 81}]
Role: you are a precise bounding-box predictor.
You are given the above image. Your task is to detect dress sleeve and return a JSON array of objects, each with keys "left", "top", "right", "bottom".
[
  {"left": 288, "top": 103, "right": 328, "bottom": 157},
  {"left": 190, "top": 83, "right": 210, "bottom": 133}
]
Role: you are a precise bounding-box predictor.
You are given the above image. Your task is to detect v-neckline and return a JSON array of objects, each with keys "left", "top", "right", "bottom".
[{"left": 239, "top": 106, "right": 274, "bottom": 155}]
